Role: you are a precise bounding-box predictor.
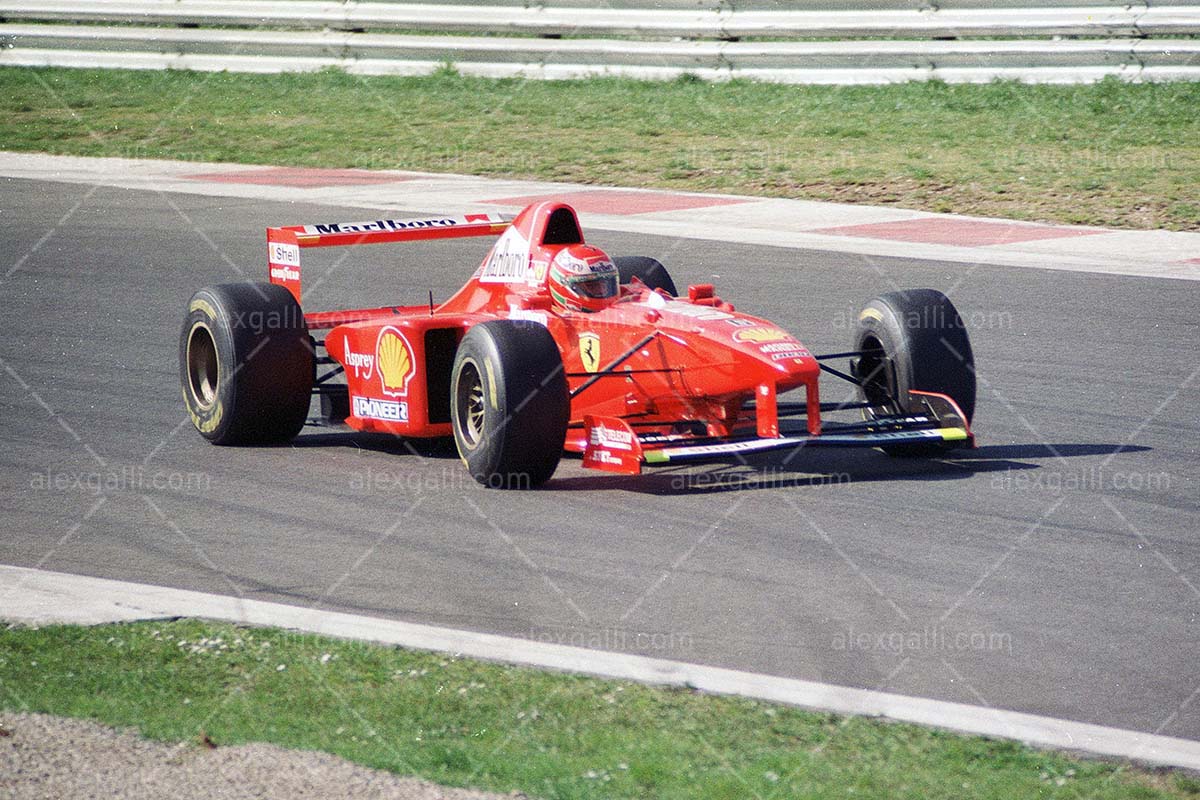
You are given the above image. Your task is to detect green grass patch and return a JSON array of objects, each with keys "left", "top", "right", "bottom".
[
  {"left": 0, "top": 619, "right": 1195, "bottom": 799},
  {"left": 0, "top": 67, "right": 1198, "bottom": 231}
]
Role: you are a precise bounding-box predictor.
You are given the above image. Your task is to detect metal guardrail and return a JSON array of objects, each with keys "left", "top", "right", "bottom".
[
  {"left": 4, "top": 1, "right": 1200, "bottom": 38},
  {"left": 2, "top": 1, "right": 1199, "bottom": 83}
]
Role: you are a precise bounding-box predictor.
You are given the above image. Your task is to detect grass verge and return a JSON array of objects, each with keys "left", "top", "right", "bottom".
[
  {"left": 1, "top": 619, "right": 1197, "bottom": 799},
  {"left": 1, "top": 67, "right": 1198, "bottom": 231}
]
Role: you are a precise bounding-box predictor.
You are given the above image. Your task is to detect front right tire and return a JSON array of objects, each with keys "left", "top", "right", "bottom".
[
  {"left": 853, "top": 288, "right": 975, "bottom": 455},
  {"left": 451, "top": 320, "right": 569, "bottom": 488}
]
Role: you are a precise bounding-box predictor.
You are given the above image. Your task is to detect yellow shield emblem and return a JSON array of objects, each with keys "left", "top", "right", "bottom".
[
  {"left": 377, "top": 327, "right": 414, "bottom": 398},
  {"left": 579, "top": 333, "right": 601, "bottom": 373}
]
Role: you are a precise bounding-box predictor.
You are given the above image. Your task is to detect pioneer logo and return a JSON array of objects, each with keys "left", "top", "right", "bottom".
[{"left": 352, "top": 395, "right": 408, "bottom": 422}]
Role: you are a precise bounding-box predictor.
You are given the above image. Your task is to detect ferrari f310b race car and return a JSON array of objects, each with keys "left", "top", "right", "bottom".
[{"left": 180, "top": 201, "right": 976, "bottom": 488}]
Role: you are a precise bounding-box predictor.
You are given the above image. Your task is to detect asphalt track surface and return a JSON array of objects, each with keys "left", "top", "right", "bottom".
[{"left": 2, "top": 177, "right": 1198, "bottom": 741}]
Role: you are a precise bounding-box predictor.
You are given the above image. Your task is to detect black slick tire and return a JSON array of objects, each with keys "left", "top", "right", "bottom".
[
  {"left": 451, "top": 320, "right": 569, "bottom": 489},
  {"left": 613, "top": 255, "right": 677, "bottom": 297},
  {"left": 853, "top": 288, "right": 975, "bottom": 455},
  {"left": 180, "top": 282, "right": 314, "bottom": 445}
]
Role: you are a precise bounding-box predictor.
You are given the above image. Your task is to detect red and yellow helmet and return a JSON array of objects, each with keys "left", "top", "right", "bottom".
[{"left": 547, "top": 244, "right": 619, "bottom": 313}]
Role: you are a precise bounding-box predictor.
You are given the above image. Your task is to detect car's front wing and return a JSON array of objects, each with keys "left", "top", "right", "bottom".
[{"left": 581, "top": 390, "right": 973, "bottom": 475}]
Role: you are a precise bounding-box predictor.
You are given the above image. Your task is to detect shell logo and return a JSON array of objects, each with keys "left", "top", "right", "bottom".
[
  {"left": 733, "top": 327, "right": 790, "bottom": 344},
  {"left": 376, "top": 327, "right": 415, "bottom": 398}
]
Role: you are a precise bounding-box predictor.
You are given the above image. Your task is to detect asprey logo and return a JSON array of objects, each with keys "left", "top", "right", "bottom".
[
  {"left": 376, "top": 327, "right": 415, "bottom": 398},
  {"left": 344, "top": 335, "right": 374, "bottom": 379}
]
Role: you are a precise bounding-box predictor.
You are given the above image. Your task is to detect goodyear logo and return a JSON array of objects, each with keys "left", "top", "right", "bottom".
[
  {"left": 376, "top": 327, "right": 415, "bottom": 398},
  {"left": 733, "top": 327, "right": 790, "bottom": 344}
]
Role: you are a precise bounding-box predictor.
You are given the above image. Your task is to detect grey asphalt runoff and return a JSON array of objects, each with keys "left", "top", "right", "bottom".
[{"left": 1, "top": 177, "right": 1197, "bottom": 741}]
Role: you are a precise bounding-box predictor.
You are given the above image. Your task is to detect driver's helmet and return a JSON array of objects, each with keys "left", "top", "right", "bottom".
[{"left": 547, "top": 244, "right": 619, "bottom": 313}]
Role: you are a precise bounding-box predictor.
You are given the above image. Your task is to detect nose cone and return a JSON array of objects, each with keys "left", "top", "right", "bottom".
[
  {"left": 727, "top": 323, "right": 817, "bottom": 373},
  {"left": 647, "top": 300, "right": 818, "bottom": 391}
]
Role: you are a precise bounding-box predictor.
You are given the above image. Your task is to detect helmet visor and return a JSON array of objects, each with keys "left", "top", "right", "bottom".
[{"left": 569, "top": 273, "right": 618, "bottom": 300}]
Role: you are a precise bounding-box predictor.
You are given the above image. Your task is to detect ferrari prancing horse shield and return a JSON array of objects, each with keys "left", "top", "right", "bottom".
[{"left": 579, "top": 332, "right": 601, "bottom": 373}]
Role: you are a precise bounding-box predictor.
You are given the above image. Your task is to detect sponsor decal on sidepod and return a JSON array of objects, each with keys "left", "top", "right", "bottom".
[
  {"left": 352, "top": 396, "right": 408, "bottom": 422},
  {"left": 376, "top": 327, "right": 415, "bottom": 398},
  {"left": 344, "top": 337, "right": 375, "bottom": 379}
]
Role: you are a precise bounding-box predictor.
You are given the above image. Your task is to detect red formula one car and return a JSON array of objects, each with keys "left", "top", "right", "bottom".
[{"left": 180, "top": 201, "right": 976, "bottom": 488}]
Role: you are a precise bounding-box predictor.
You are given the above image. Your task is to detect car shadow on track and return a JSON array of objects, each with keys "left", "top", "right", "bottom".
[
  {"left": 290, "top": 427, "right": 1149, "bottom": 496},
  {"left": 546, "top": 443, "right": 1150, "bottom": 496},
  {"left": 942, "top": 443, "right": 1150, "bottom": 461},
  {"left": 291, "top": 429, "right": 462, "bottom": 459}
]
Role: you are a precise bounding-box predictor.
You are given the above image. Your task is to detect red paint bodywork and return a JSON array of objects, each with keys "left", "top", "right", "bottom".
[{"left": 269, "top": 202, "right": 826, "bottom": 466}]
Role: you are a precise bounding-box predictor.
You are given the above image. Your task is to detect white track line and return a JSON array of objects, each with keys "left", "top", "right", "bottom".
[{"left": 3, "top": 565, "right": 1199, "bottom": 771}]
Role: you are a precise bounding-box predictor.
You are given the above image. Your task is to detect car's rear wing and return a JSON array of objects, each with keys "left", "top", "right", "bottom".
[{"left": 266, "top": 212, "right": 513, "bottom": 302}]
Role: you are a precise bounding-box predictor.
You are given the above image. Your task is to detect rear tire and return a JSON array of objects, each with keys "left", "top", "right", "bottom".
[
  {"left": 451, "top": 321, "right": 569, "bottom": 488},
  {"left": 614, "top": 255, "right": 677, "bottom": 297},
  {"left": 852, "top": 289, "right": 975, "bottom": 456},
  {"left": 180, "top": 282, "right": 313, "bottom": 445}
]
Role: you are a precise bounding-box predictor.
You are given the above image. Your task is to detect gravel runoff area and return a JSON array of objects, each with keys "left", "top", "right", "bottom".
[{"left": 0, "top": 713, "right": 527, "bottom": 800}]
